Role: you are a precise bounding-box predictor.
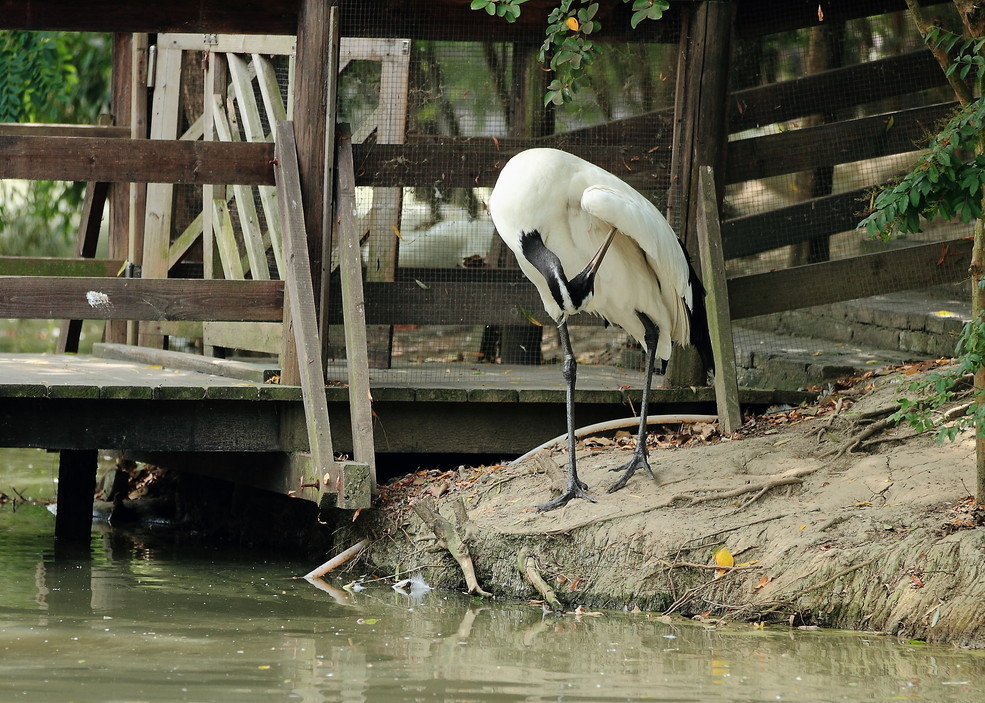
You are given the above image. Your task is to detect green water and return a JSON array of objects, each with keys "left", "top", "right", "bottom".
[{"left": 2, "top": 451, "right": 985, "bottom": 702}]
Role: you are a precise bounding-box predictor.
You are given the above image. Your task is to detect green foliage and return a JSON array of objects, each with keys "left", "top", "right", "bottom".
[
  {"left": 889, "top": 312, "right": 985, "bottom": 442},
  {"left": 0, "top": 31, "right": 111, "bottom": 256},
  {"left": 857, "top": 96, "right": 985, "bottom": 239},
  {"left": 470, "top": 0, "right": 527, "bottom": 22},
  {"left": 469, "top": 0, "right": 669, "bottom": 105}
]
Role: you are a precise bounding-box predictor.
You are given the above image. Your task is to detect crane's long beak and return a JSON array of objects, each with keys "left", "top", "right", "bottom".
[{"left": 581, "top": 226, "right": 617, "bottom": 279}]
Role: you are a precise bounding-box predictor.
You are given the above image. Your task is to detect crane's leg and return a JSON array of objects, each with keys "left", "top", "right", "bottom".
[
  {"left": 607, "top": 314, "right": 658, "bottom": 493},
  {"left": 537, "top": 320, "right": 596, "bottom": 512}
]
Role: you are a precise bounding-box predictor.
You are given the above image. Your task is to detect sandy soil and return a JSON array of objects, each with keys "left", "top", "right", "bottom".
[{"left": 348, "top": 362, "right": 985, "bottom": 647}]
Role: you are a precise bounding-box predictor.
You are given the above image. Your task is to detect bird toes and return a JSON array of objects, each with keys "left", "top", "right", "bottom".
[
  {"left": 536, "top": 481, "right": 596, "bottom": 512},
  {"left": 606, "top": 453, "right": 654, "bottom": 493}
]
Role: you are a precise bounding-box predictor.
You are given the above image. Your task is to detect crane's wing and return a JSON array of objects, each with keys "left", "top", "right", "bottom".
[{"left": 580, "top": 184, "right": 692, "bottom": 309}]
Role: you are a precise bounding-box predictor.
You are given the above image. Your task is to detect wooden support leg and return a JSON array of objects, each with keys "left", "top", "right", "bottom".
[{"left": 54, "top": 449, "right": 97, "bottom": 542}]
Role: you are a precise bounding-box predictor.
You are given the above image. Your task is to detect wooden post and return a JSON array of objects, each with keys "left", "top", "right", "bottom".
[
  {"left": 128, "top": 32, "right": 150, "bottom": 346},
  {"left": 274, "top": 121, "right": 340, "bottom": 505},
  {"left": 320, "top": 3, "right": 342, "bottom": 364},
  {"left": 666, "top": 0, "right": 735, "bottom": 387},
  {"left": 57, "top": 180, "right": 109, "bottom": 354},
  {"left": 54, "top": 449, "right": 97, "bottom": 542},
  {"left": 696, "top": 166, "right": 742, "bottom": 434},
  {"left": 105, "top": 32, "right": 131, "bottom": 345},
  {"left": 336, "top": 124, "right": 378, "bottom": 493},
  {"left": 293, "top": 0, "right": 332, "bottom": 333}
]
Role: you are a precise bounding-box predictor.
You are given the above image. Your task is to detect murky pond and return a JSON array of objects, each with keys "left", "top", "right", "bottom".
[{"left": 2, "top": 449, "right": 985, "bottom": 702}]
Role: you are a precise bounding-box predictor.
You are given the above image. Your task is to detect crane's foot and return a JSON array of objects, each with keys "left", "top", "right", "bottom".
[
  {"left": 536, "top": 477, "right": 595, "bottom": 512},
  {"left": 606, "top": 451, "right": 654, "bottom": 493}
]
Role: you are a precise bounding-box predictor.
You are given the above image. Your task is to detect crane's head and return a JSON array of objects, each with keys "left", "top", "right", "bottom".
[{"left": 565, "top": 226, "right": 617, "bottom": 312}]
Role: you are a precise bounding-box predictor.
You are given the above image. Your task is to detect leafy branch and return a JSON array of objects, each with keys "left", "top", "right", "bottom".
[
  {"left": 470, "top": 0, "right": 669, "bottom": 105},
  {"left": 859, "top": 16, "right": 985, "bottom": 446}
]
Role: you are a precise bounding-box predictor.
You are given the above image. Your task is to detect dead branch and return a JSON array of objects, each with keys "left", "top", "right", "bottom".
[
  {"left": 413, "top": 497, "right": 491, "bottom": 597},
  {"left": 303, "top": 538, "right": 370, "bottom": 580},
  {"left": 518, "top": 547, "right": 563, "bottom": 611}
]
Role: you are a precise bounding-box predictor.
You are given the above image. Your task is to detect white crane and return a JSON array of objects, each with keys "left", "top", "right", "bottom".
[{"left": 489, "top": 148, "right": 712, "bottom": 511}]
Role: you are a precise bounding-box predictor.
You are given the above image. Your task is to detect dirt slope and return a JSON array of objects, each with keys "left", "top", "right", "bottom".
[{"left": 345, "top": 363, "right": 985, "bottom": 647}]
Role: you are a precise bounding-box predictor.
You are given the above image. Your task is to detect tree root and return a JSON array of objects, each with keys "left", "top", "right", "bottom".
[
  {"left": 518, "top": 547, "right": 563, "bottom": 611},
  {"left": 820, "top": 417, "right": 895, "bottom": 460},
  {"left": 661, "top": 467, "right": 819, "bottom": 510},
  {"left": 413, "top": 497, "right": 491, "bottom": 597}
]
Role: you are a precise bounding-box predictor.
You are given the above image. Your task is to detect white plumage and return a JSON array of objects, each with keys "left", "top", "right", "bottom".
[
  {"left": 489, "top": 147, "right": 709, "bottom": 510},
  {"left": 489, "top": 148, "right": 694, "bottom": 362}
]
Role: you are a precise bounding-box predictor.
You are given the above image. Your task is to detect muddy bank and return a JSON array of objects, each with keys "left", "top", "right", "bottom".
[{"left": 336, "top": 363, "right": 985, "bottom": 647}]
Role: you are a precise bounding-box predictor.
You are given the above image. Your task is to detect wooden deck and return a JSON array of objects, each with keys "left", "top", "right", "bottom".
[{"left": 0, "top": 344, "right": 809, "bottom": 461}]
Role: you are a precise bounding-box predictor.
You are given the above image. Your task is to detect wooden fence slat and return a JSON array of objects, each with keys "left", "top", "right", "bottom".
[
  {"left": 336, "top": 124, "right": 377, "bottom": 492},
  {"left": 722, "top": 185, "right": 875, "bottom": 259},
  {"left": 0, "top": 256, "right": 124, "bottom": 277},
  {"left": 273, "top": 121, "right": 340, "bottom": 504},
  {"left": 726, "top": 102, "right": 955, "bottom": 184},
  {"left": 0, "top": 135, "right": 276, "bottom": 185},
  {"left": 212, "top": 94, "right": 270, "bottom": 280},
  {"left": 695, "top": 167, "right": 741, "bottom": 434},
  {"left": 211, "top": 199, "right": 246, "bottom": 280},
  {"left": 727, "top": 237, "right": 974, "bottom": 320},
  {"left": 0, "top": 277, "right": 284, "bottom": 321}
]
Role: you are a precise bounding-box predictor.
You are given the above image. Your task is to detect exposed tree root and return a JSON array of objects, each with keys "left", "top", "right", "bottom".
[
  {"left": 518, "top": 547, "right": 563, "bottom": 611},
  {"left": 412, "top": 497, "right": 491, "bottom": 597},
  {"left": 661, "top": 467, "right": 819, "bottom": 509}
]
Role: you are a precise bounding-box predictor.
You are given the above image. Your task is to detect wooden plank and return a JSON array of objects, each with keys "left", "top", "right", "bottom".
[
  {"left": 722, "top": 185, "right": 875, "bottom": 259},
  {"left": 251, "top": 54, "right": 286, "bottom": 275},
  {"left": 0, "top": 276, "right": 284, "bottom": 321},
  {"left": 351, "top": 142, "right": 672, "bottom": 189},
  {"left": 93, "top": 342, "right": 277, "bottom": 382},
  {"left": 726, "top": 103, "right": 955, "bottom": 184},
  {"left": 58, "top": 180, "right": 110, "bottom": 354},
  {"left": 695, "top": 167, "right": 741, "bottom": 434},
  {"left": 141, "top": 45, "right": 183, "bottom": 287},
  {"left": 0, "top": 256, "right": 123, "bottom": 277},
  {"left": 319, "top": 9, "right": 343, "bottom": 352},
  {"left": 211, "top": 199, "right": 246, "bottom": 280},
  {"left": 0, "top": 135, "right": 276, "bottom": 185},
  {"left": 160, "top": 33, "right": 296, "bottom": 55},
  {"left": 336, "top": 124, "right": 377, "bottom": 492},
  {"left": 274, "top": 121, "right": 340, "bottom": 502},
  {"left": 0, "top": 123, "right": 129, "bottom": 138},
  {"left": 204, "top": 321, "right": 283, "bottom": 354},
  {"left": 212, "top": 93, "right": 270, "bottom": 280},
  {"left": 106, "top": 32, "right": 132, "bottom": 346},
  {"left": 728, "top": 237, "right": 974, "bottom": 320},
  {"left": 293, "top": 0, "right": 332, "bottom": 327},
  {"left": 730, "top": 49, "right": 946, "bottom": 132}
]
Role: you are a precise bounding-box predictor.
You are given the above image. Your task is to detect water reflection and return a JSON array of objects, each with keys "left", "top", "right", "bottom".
[{"left": 1, "top": 510, "right": 984, "bottom": 702}]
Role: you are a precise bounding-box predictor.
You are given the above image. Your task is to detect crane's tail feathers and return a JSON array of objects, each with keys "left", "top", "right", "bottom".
[{"left": 685, "top": 257, "right": 715, "bottom": 374}]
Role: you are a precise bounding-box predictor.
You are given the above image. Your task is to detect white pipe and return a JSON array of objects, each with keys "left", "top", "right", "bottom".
[{"left": 512, "top": 414, "right": 719, "bottom": 465}]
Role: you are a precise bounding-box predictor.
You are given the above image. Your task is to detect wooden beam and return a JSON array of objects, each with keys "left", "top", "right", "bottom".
[
  {"left": 0, "top": 136, "right": 275, "bottom": 185},
  {"left": 729, "top": 49, "right": 946, "bottom": 132},
  {"left": 0, "top": 123, "right": 130, "bottom": 138},
  {"left": 727, "top": 237, "right": 973, "bottom": 319},
  {"left": 274, "top": 121, "right": 341, "bottom": 504},
  {"left": 696, "top": 166, "right": 741, "bottom": 434},
  {"left": 352, "top": 142, "right": 671, "bottom": 189},
  {"left": 0, "top": 256, "right": 124, "bottom": 277},
  {"left": 0, "top": 277, "right": 284, "bottom": 321},
  {"left": 293, "top": 0, "right": 332, "bottom": 328},
  {"left": 722, "top": 185, "right": 875, "bottom": 259},
  {"left": 336, "top": 124, "right": 377, "bottom": 492},
  {"left": 726, "top": 102, "right": 955, "bottom": 184}
]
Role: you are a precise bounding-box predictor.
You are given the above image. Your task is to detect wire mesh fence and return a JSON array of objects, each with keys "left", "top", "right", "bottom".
[{"left": 157, "top": 2, "right": 968, "bottom": 389}]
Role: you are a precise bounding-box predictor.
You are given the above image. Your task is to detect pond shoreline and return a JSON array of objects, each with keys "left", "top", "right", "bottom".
[{"left": 329, "top": 362, "right": 985, "bottom": 648}]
